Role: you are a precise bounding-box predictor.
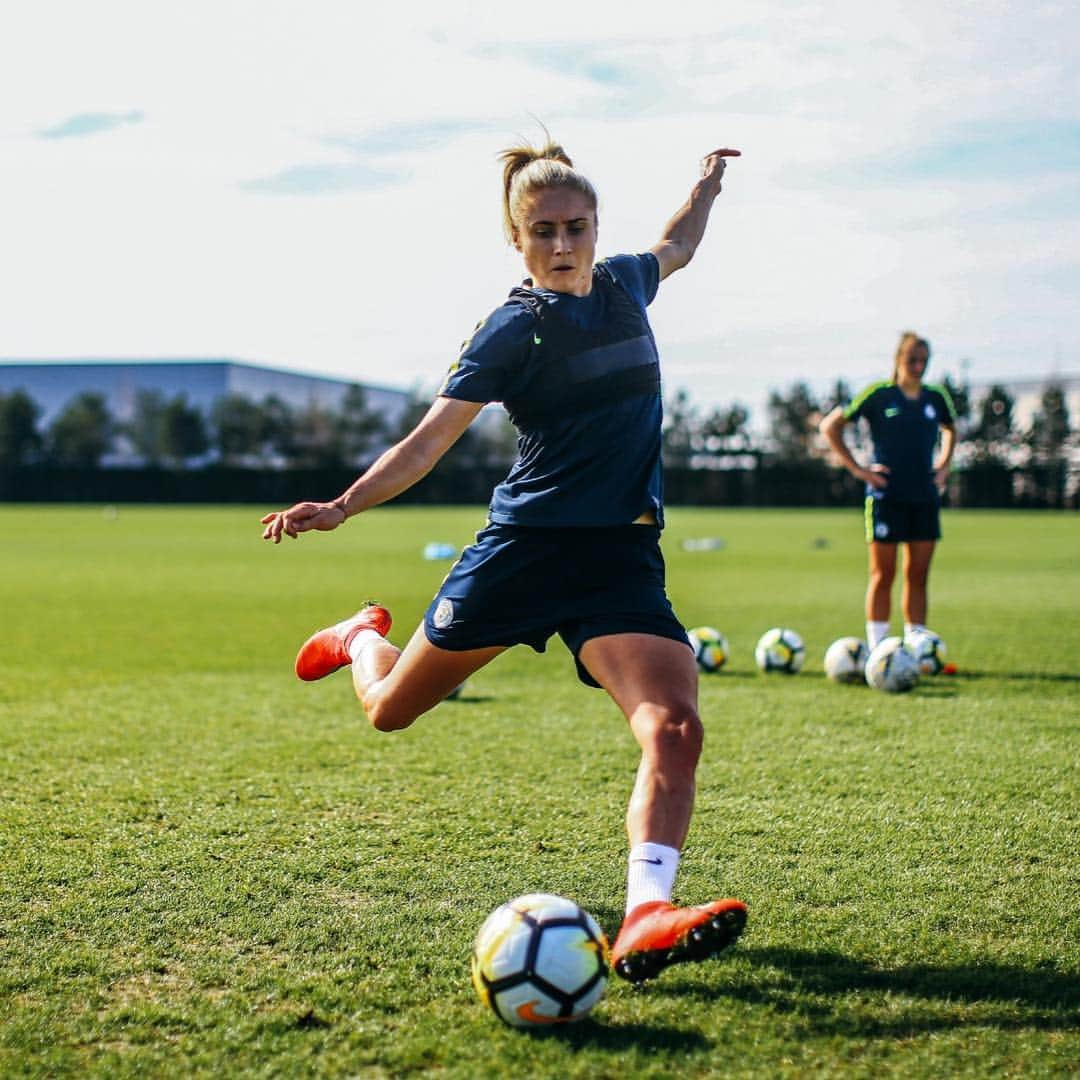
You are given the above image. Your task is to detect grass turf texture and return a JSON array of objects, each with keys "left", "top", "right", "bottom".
[{"left": 1, "top": 505, "right": 1077, "bottom": 1078}]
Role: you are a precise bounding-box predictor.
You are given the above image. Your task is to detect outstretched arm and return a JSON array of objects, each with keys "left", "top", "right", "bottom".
[
  {"left": 260, "top": 397, "right": 484, "bottom": 543},
  {"left": 650, "top": 147, "right": 741, "bottom": 281}
]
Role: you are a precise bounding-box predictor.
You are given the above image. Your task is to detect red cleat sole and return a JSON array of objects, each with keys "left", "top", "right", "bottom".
[{"left": 613, "top": 899, "right": 748, "bottom": 984}]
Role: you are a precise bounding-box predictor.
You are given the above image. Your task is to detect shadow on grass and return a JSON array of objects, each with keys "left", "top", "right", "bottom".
[
  {"left": 715, "top": 670, "right": 1080, "bottom": 686},
  {"left": 707, "top": 670, "right": 809, "bottom": 681},
  {"left": 521, "top": 1016, "right": 709, "bottom": 1052},
  {"left": 954, "top": 670, "right": 1080, "bottom": 685},
  {"left": 654, "top": 946, "right": 1080, "bottom": 1036}
]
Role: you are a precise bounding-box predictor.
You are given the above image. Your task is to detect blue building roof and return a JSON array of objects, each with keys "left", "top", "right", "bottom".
[{"left": 0, "top": 358, "right": 411, "bottom": 427}]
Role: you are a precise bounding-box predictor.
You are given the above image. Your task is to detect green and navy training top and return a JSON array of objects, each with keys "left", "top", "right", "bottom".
[
  {"left": 844, "top": 381, "right": 957, "bottom": 502},
  {"left": 439, "top": 253, "right": 664, "bottom": 527}
]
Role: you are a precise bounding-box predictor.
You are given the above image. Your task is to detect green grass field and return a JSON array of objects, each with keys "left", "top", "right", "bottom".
[{"left": 1, "top": 505, "right": 1077, "bottom": 1078}]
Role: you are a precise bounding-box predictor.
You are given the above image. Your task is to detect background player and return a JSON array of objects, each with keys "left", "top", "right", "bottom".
[{"left": 820, "top": 331, "right": 957, "bottom": 649}]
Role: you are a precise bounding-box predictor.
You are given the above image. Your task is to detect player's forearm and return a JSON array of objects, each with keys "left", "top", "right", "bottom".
[
  {"left": 820, "top": 413, "right": 862, "bottom": 475},
  {"left": 934, "top": 427, "right": 957, "bottom": 470},
  {"left": 333, "top": 439, "right": 441, "bottom": 518},
  {"left": 655, "top": 177, "right": 723, "bottom": 272},
  {"left": 332, "top": 398, "right": 480, "bottom": 519},
  {"left": 832, "top": 441, "right": 864, "bottom": 477}
]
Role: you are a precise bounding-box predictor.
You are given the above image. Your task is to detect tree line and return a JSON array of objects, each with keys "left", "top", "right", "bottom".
[
  {"left": 662, "top": 375, "right": 1073, "bottom": 470},
  {"left": 0, "top": 385, "right": 390, "bottom": 470},
  {"left": 0, "top": 375, "right": 1073, "bottom": 473}
]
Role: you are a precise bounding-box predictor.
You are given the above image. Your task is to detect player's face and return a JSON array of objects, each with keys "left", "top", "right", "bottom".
[
  {"left": 514, "top": 187, "right": 597, "bottom": 296},
  {"left": 898, "top": 341, "right": 929, "bottom": 381}
]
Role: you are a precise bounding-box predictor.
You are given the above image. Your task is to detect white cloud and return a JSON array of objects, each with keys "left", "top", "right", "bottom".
[{"left": 0, "top": 0, "right": 1076, "bottom": 428}]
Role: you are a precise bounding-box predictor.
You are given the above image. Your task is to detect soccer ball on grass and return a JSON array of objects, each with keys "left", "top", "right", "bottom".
[
  {"left": 823, "top": 637, "right": 870, "bottom": 684},
  {"left": 754, "top": 628, "right": 805, "bottom": 674},
  {"left": 471, "top": 893, "right": 609, "bottom": 1027},
  {"left": 864, "top": 637, "right": 920, "bottom": 693},
  {"left": 687, "top": 626, "right": 729, "bottom": 673},
  {"left": 904, "top": 629, "right": 947, "bottom": 676}
]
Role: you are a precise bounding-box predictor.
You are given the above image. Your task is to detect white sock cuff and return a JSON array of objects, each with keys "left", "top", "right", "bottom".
[
  {"left": 629, "top": 842, "right": 680, "bottom": 865},
  {"left": 867, "top": 621, "right": 890, "bottom": 649},
  {"left": 625, "top": 843, "right": 681, "bottom": 915},
  {"left": 347, "top": 628, "right": 383, "bottom": 664}
]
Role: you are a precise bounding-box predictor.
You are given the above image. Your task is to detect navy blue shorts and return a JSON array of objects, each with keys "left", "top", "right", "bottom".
[
  {"left": 865, "top": 496, "right": 941, "bottom": 543},
  {"left": 423, "top": 522, "right": 691, "bottom": 688}
]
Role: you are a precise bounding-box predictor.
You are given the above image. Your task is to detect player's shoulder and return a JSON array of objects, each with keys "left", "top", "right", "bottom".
[
  {"left": 461, "top": 297, "right": 536, "bottom": 355},
  {"left": 845, "top": 380, "right": 892, "bottom": 416},
  {"left": 596, "top": 252, "right": 660, "bottom": 303},
  {"left": 600, "top": 250, "right": 656, "bottom": 280},
  {"left": 923, "top": 382, "right": 958, "bottom": 420},
  {"left": 598, "top": 252, "right": 656, "bottom": 276}
]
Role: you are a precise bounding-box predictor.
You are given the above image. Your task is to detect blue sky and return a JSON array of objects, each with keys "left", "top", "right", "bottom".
[{"left": 1, "top": 0, "right": 1077, "bottom": 426}]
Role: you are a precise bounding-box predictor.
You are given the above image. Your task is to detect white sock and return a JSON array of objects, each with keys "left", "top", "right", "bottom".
[
  {"left": 904, "top": 622, "right": 926, "bottom": 637},
  {"left": 347, "top": 628, "right": 383, "bottom": 664},
  {"left": 625, "top": 842, "right": 680, "bottom": 915},
  {"left": 867, "top": 621, "right": 890, "bottom": 649}
]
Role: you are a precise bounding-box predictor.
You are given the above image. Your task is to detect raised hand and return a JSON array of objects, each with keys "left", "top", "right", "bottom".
[{"left": 699, "top": 148, "right": 741, "bottom": 191}]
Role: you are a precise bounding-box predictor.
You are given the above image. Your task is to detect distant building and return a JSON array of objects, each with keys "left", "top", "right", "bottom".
[
  {"left": 0, "top": 356, "right": 519, "bottom": 469},
  {"left": 0, "top": 358, "right": 413, "bottom": 464},
  {"left": 0, "top": 358, "right": 411, "bottom": 429}
]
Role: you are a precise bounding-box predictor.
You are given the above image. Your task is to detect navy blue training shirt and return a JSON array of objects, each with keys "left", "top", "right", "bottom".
[
  {"left": 440, "top": 253, "right": 663, "bottom": 527},
  {"left": 844, "top": 381, "right": 957, "bottom": 502}
]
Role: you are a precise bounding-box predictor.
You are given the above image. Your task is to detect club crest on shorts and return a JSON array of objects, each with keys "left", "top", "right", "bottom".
[
  {"left": 875, "top": 522, "right": 890, "bottom": 538},
  {"left": 434, "top": 598, "right": 455, "bottom": 629}
]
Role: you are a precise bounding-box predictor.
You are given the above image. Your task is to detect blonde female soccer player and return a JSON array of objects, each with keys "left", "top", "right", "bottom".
[
  {"left": 261, "top": 137, "right": 746, "bottom": 983},
  {"left": 819, "top": 332, "right": 957, "bottom": 650}
]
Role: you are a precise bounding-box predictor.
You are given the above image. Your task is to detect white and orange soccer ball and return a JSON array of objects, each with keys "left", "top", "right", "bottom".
[{"left": 471, "top": 893, "right": 609, "bottom": 1028}]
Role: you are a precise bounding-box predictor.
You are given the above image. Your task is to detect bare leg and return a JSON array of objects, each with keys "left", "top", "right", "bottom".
[
  {"left": 586, "top": 631, "right": 747, "bottom": 981},
  {"left": 866, "top": 542, "right": 898, "bottom": 622},
  {"left": 902, "top": 540, "right": 936, "bottom": 627},
  {"left": 578, "top": 633, "right": 702, "bottom": 849},
  {"left": 351, "top": 624, "right": 505, "bottom": 732}
]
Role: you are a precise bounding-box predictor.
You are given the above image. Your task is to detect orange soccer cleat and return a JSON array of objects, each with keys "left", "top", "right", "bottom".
[
  {"left": 294, "top": 603, "right": 392, "bottom": 682},
  {"left": 611, "top": 898, "right": 748, "bottom": 983}
]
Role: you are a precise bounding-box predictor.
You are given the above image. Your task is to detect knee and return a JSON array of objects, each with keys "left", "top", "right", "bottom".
[
  {"left": 363, "top": 693, "right": 417, "bottom": 733},
  {"left": 636, "top": 705, "right": 703, "bottom": 771}
]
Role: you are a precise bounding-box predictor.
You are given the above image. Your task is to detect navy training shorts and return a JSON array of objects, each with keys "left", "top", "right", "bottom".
[
  {"left": 423, "top": 522, "right": 691, "bottom": 688},
  {"left": 864, "top": 496, "right": 941, "bottom": 543}
]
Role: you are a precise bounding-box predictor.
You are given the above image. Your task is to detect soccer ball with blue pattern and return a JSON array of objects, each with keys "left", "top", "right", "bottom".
[
  {"left": 824, "top": 637, "right": 870, "bottom": 684},
  {"left": 904, "top": 629, "right": 947, "bottom": 676},
  {"left": 865, "top": 636, "right": 920, "bottom": 692},
  {"left": 471, "top": 893, "right": 609, "bottom": 1028},
  {"left": 755, "top": 628, "right": 805, "bottom": 674},
  {"left": 688, "top": 626, "right": 729, "bottom": 673}
]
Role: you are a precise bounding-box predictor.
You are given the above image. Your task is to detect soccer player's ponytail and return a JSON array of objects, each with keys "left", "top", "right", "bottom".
[{"left": 498, "top": 136, "right": 598, "bottom": 245}]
